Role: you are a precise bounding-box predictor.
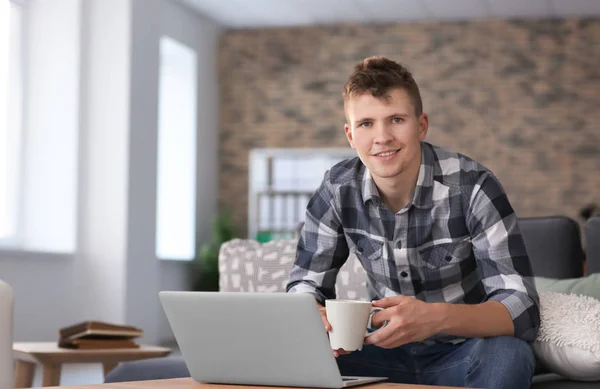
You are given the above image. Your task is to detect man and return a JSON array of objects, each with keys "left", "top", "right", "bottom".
[{"left": 286, "top": 56, "right": 540, "bottom": 389}]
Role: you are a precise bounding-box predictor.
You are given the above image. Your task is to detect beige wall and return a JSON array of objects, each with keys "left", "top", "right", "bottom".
[{"left": 218, "top": 19, "right": 600, "bottom": 236}]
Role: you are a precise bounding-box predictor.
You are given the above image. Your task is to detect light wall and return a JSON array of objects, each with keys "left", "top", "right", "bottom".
[{"left": 0, "top": 0, "right": 221, "bottom": 345}]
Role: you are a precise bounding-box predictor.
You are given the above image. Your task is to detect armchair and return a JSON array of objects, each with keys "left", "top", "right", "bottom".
[{"left": 0, "top": 279, "right": 14, "bottom": 389}]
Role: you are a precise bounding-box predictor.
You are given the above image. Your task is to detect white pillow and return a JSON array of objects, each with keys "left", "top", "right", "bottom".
[{"left": 533, "top": 292, "right": 600, "bottom": 381}]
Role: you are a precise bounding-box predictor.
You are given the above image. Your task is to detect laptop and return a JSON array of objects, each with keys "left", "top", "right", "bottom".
[{"left": 159, "top": 291, "right": 387, "bottom": 388}]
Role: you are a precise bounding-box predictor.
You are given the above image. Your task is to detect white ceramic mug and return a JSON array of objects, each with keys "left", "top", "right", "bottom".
[{"left": 325, "top": 299, "right": 386, "bottom": 351}]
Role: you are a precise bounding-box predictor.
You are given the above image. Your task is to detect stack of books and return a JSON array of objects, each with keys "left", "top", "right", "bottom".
[{"left": 58, "top": 321, "right": 144, "bottom": 349}]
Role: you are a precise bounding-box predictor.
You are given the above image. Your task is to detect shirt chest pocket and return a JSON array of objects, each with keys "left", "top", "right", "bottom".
[
  {"left": 352, "top": 238, "right": 384, "bottom": 262},
  {"left": 352, "top": 238, "right": 387, "bottom": 286},
  {"left": 418, "top": 240, "right": 473, "bottom": 269}
]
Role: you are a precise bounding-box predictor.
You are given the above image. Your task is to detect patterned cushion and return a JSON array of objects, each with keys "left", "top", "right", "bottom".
[
  {"left": 218, "top": 238, "right": 369, "bottom": 300},
  {"left": 335, "top": 252, "right": 369, "bottom": 300}
]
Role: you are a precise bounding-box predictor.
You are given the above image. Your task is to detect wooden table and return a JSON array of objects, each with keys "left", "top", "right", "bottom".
[
  {"left": 42, "top": 378, "right": 463, "bottom": 388},
  {"left": 13, "top": 342, "right": 172, "bottom": 387}
]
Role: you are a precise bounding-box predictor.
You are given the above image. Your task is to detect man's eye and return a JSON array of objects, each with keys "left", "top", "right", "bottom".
[
  {"left": 359, "top": 122, "right": 372, "bottom": 128},
  {"left": 392, "top": 117, "right": 404, "bottom": 124}
]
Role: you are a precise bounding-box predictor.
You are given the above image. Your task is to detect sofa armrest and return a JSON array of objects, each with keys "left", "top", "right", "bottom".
[
  {"left": 585, "top": 217, "right": 600, "bottom": 275},
  {"left": 519, "top": 216, "right": 585, "bottom": 279}
]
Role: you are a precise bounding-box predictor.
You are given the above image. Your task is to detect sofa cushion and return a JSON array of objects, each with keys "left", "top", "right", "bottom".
[
  {"left": 532, "top": 373, "right": 600, "bottom": 388},
  {"left": 533, "top": 292, "right": 600, "bottom": 381},
  {"left": 535, "top": 274, "right": 600, "bottom": 300}
]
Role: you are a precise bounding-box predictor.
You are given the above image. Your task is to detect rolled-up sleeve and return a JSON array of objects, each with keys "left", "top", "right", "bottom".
[
  {"left": 286, "top": 171, "right": 349, "bottom": 305},
  {"left": 466, "top": 172, "right": 541, "bottom": 342}
]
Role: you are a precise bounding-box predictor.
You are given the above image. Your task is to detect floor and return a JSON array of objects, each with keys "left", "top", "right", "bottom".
[{"left": 28, "top": 341, "right": 180, "bottom": 387}]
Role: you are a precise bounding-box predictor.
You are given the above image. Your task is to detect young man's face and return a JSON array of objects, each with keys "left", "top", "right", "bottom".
[{"left": 344, "top": 88, "right": 428, "bottom": 184}]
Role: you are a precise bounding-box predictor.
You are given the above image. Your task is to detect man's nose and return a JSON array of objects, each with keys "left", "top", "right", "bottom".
[{"left": 373, "top": 124, "right": 393, "bottom": 143}]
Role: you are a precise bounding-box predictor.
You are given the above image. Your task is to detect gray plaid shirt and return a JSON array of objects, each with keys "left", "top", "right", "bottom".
[{"left": 287, "top": 142, "right": 540, "bottom": 342}]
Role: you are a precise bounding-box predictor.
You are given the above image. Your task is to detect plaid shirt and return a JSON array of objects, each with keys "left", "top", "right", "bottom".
[{"left": 287, "top": 142, "right": 540, "bottom": 342}]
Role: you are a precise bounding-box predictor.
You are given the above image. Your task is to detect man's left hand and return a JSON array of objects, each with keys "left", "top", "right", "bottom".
[{"left": 364, "top": 295, "right": 443, "bottom": 349}]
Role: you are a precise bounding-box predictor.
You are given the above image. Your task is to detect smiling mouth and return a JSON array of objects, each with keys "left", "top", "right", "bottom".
[{"left": 372, "top": 149, "right": 399, "bottom": 157}]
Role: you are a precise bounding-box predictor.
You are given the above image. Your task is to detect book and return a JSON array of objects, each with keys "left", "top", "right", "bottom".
[
  {"left": 59, "top": 321, "right": 144, "bottom": 342},
  {"left": 58, "top": 338, "right": 140, "bottom": 349}
]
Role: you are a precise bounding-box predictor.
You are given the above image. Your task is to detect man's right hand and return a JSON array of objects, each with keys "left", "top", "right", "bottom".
[{"left": 317, "top": 302, "right": 351, "bottom": 358}]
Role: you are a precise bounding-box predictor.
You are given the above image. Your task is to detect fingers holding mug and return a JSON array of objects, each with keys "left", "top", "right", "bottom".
[
  {"left": 317, "top": 303, "right": 332, "bottom": 332},
  {"left": 366, "top": 307, "right": 388, "bottom": 334}
]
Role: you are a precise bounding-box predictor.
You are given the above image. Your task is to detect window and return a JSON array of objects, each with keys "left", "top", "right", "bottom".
[
  {"left": 1, "top": 0, "right": 80, "bottom": 253},
  {"left": 248, "top": 148, "right": 356, "bottom": 241},
  {"left": 0, "top": 1, "right": 24, "bottom": 244},
  {"left": 155, "top": 36, "right": 198, "bottom": 260}
]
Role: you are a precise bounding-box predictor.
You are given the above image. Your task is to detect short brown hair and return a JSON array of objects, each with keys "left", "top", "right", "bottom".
[{"left": 343, "top": 56, "right": 423, "bottom": 117}]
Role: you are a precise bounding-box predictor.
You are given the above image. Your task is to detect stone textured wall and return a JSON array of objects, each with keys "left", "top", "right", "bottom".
[{"left": 218, "top": 19, "right": 600, "bottom": 236}]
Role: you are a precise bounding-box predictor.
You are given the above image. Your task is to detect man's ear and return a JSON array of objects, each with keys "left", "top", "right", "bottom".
[
  {"left": 418, "top": 113, "right": 429, "bottom": 141},
  {"left": 344, "top": 124, "right": 355, "bottom": 149}
]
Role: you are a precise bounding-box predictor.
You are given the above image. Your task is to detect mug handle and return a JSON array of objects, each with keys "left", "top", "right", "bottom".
[{"left": 365, "top": 307, "right": 388, "bottom": 337}]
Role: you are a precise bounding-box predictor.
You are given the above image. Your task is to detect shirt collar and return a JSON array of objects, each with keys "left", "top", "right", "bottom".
[
  {"left": 361, "top": 142, "right": 434, "bottom": 209},
  {"left": 361, "top": 167, "right": 379, "bottom": 204},
  {"left": 411, "top": 143, "right": 435, "bottom": 209}
]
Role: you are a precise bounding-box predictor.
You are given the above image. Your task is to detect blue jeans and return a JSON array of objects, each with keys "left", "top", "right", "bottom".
[{"left": 336, "top": 336, "right": 535, "bottom": 389}]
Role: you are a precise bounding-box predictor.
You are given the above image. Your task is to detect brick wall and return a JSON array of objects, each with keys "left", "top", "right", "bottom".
[{"left": 218, "top": 19, "right": 600, "bottom": 236}]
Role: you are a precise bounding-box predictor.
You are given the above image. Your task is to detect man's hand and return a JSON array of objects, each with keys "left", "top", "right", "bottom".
[
  {"left": 317, "top": 302, "right": 352, "bottom": 358},
  {"left": 364, "top": 296, "right": 442, "bottom": 349}
]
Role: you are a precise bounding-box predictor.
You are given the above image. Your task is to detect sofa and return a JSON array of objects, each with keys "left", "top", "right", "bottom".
[
  {"left": 585, "top": 217, "right": 600, "bottom": 275},
  {"left": 0, "top": 279, "right": 14, "bottom": 389},
  {"left": 106, "top": 216, "right": 600, "bottom": 389}
]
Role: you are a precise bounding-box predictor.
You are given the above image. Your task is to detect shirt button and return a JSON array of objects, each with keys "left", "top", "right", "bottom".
[
  {"left": 396, "top": 241, "right": 402, "bottom": 249},
  {"left": 400, "top": 271, "right": 408, "bottom": 278}
]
